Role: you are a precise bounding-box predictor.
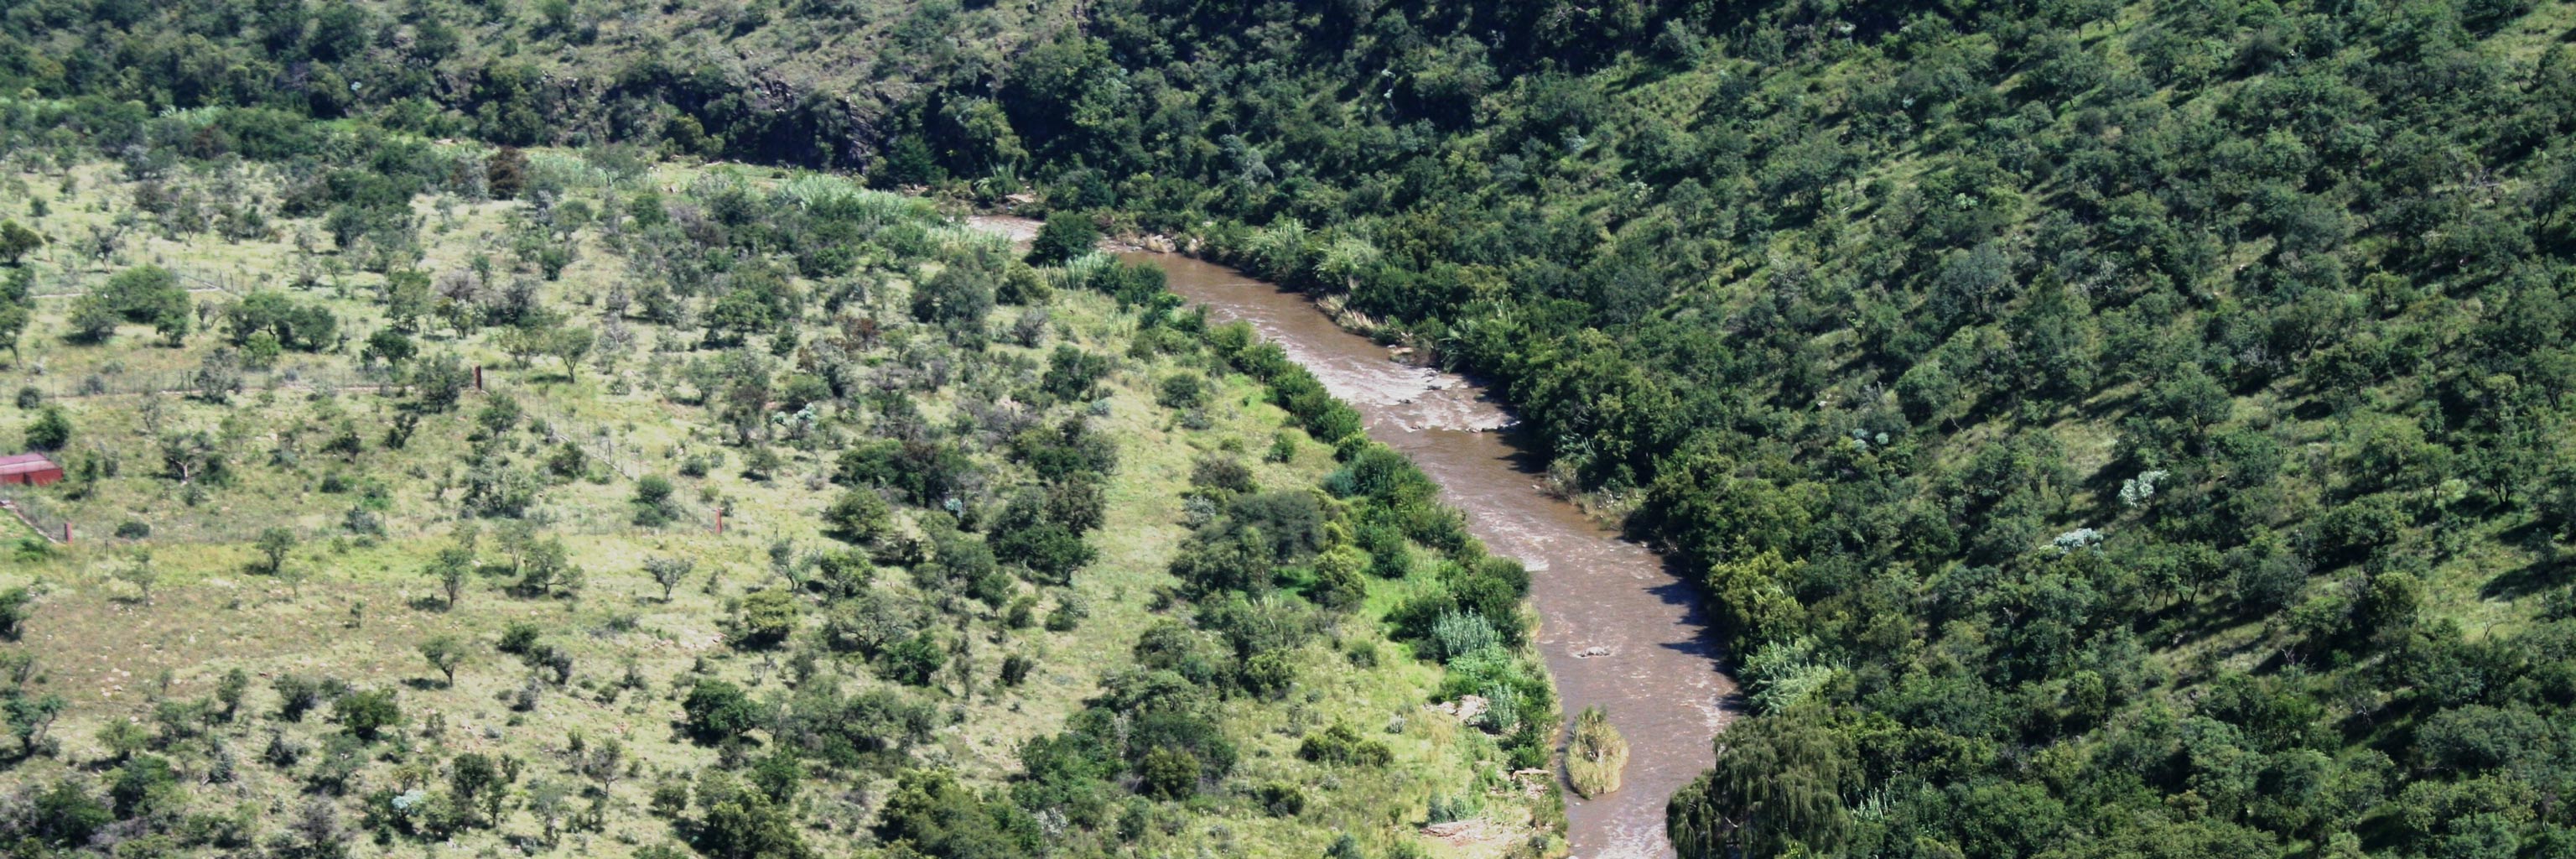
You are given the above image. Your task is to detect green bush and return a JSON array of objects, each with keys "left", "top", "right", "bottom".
[
  {"left": 681, "top": 679, "right": 763, "bottom": 743},
  {"left": 333, "top": 690, "right": 402, "bottom": 741},
  {"left": 1027, "top": 211, "right": 1098, "bottom": 266}
]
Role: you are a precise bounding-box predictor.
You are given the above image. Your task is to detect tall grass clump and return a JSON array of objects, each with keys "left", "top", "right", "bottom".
[{"left": 1565, "top": 705, "right": 1627, "bottom": 798}]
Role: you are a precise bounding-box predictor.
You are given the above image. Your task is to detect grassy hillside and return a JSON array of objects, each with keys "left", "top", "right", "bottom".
[{"left": 0, "top": 134, "right": 1562, "bottom": 859}]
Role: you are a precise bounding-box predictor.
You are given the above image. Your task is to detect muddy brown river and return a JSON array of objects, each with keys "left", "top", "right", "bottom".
[
  {"left": 969, "top": 216, "right": 1733, "bottom": 857},
  {"left": 1139, "top": 253, "right": 1734, "bottom": 859}
]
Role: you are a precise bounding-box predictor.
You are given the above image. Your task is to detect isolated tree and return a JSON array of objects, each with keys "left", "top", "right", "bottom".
[
  {"left": 698, "top": 789, "right": 813, "bottom": 859},
  {"left": 527, "top": 778, "right": 574, "bottom": 846},
  {"left": 213, "top": 669, "right": 248, "bottom": 722},
  {"left": 382, "top": 269, "right": 433, "bottom": 332},
  {"left": 113, "top": 551, "right": 159, "bottom": 607},
  {"left": 1041, "top": 345, "right": 1110, "bottom": 403},
  {"left": 190, "top": 348, "right": 244, "bottom": 403},
  {"left": 86, "top": 266, "right": 190, "bottom": 342},
  {"left": 518, "top": 537, "right": 582, "bottom": 597},
  {"left": 646, "top": 555, "right": 695, "bottom": 601},
  {"left": 7, "top": 693, "right": 64, "bottom": 754},
  {"left": 419, "top": 635, "right": 467, "bottom": 687},
  {"left": 276, "top": 562, "right": 311, "bottom": 599},
  {"left": 254, "top": 527, "right": 297, "bottom": 575},
  {"left": 550, "top": 327, "right": 594, "bottom": 379},
  {"left": 430, "top": 545, "right": 475, "bottom": 609}
]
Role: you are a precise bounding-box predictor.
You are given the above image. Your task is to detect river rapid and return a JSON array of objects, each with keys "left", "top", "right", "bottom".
[{"left": 972, "top": 217, "right": 1735, "bottom": 858}]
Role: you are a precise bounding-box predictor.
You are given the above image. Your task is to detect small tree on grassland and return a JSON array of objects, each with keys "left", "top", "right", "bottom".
[
  {"left": 113, "top": 551, "right": 159, "bottom": 607},
  {"left": 646, "top": 555, "right": 695, "bottom": 601},
  {"left": 430, "top": 545, "right": 475, "bottom": 610},
  {"left": 334, "top": 690, "right": 402, "bottom": 742},
  {"left": 253, "top": 528, "right": 297, "bottom": 575},
  {"left": 419, "top": 635, "right": 468, "bottom": 687}
]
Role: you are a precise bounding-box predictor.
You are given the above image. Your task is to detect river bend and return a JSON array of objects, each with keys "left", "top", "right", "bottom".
[{"left": 1135, "top": 252, "right": 1735, "bottom": 859}]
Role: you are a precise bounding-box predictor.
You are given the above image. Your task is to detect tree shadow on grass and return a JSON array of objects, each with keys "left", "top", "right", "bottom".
[{"left": 2482, "top": 553, "right": 2568, "bottom": 602}]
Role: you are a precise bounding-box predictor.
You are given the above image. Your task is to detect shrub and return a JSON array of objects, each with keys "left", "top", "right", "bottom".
[
  {"left": 224, "top": 290, "right": 338, "bottom": 351},
  {"left": 1255, "top": 781, "right": 1306, "bottom": 817},
  {"left": 334, "top": 690, "right": 402, "bottom": 741},
  {"left": 109, "top": 754, "right": 179, "bottom": 817},
  {"left": 633, "top": 476, "right": 678, "bottom": 526},
  {"left": 1027, "top": 211, "right": 1099, "bottom": 266},
  {"left": 878, "top": 632, "right": 947, "bottom": 685},
  {"left": 1430, "top": 609, "right": 1501, "bottom": 663},
  {"left": 1297, "top": 722, "right": 1392, "bottom": 768},
  {"left": 1156, "top": 373, "right": 1206, "bottom": 410},
  {"left": 911, "top": 260, "right": 995, "bottom": 336},
  {"left": 1045, "top": 600, "right": 1085, "bottom": 632},
  {"left": 32, "top": 781, "right": 112, "bottom": 846},
  {"left": 497, "top": 622, "right": 543, "bottom": 654},
  {"left": 823, "top": 488, "right": 891, "bottom": 544},
  {"left": 1139, "top": 746, "right": 1201, "bottom": 798},
  {"left": 681, "top": 679, "right": 762, "bottom": 743},
  {"left": 273, "top": 675, "right": 325, "bottom": 721},
  {"left": 731, "top": 590, "right": 801, "bottom": 649},
  {"left": 22, "top": 406, "right": 70, "bottom": 450}
]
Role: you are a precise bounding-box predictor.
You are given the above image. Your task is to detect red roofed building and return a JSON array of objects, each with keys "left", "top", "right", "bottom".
[{"left": 0, "top": 453, "right": 63, "bottom": 487}]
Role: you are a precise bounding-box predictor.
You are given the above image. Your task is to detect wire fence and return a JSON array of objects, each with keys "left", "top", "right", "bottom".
[
  {"left": 29, "top": 363, "right": 396, "bottom": 399},
  {"left": 13, "top": 367, "right": 737, "bottom": 548},
  {"left": 0, "top": 491, "right": 71, "bottom": 544},
  {"left": 21, "top": 259, "right": 258, "bottom": 300}
]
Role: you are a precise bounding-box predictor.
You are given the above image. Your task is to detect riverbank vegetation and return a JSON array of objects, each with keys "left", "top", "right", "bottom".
[
  {"left": 0, "top": 109, "right": 1561, "bottom": 858},
  {"left": 9, "top": 0, "right": 2576, "bottom": 856}
]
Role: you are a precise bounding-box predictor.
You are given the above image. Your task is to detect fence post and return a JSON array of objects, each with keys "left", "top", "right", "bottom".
[
  {"left": 714, "top": 511, "right": 724, "bottom": 535},
  {"left": 474, "top": 366, "right": 485, "bottom": 391},
  {"left": 61, "top": 523, "right": 70, "bottom": 544}
]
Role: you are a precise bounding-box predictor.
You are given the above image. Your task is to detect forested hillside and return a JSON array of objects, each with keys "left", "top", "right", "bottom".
[{"left": 9, "top": 0, "right": 2576, "bottom": 856}]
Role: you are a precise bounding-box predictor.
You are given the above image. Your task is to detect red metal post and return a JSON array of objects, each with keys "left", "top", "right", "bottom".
[{"left": 714, "top": 511, "right": 724, "bottom": 534}]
